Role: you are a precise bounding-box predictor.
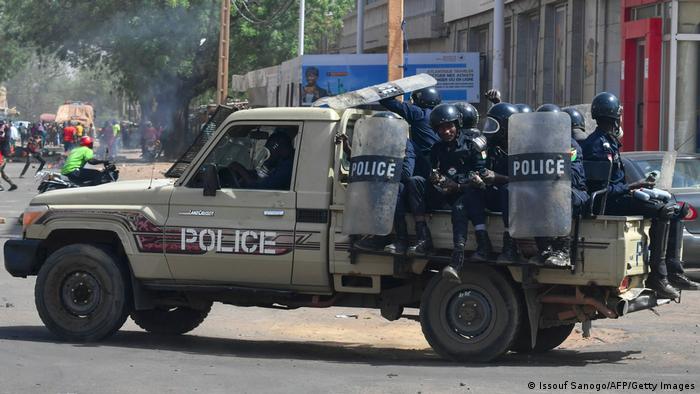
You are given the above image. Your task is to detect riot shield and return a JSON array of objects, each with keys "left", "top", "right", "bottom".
[
  {"left": 342, "top": 117, "right": 409, "bottom": 235},
  {"left": 313, "top": 74, "right": 437, "bottom": 110},
  {"left": 508, "top": 113, "right": 572, "bottom": 238}
]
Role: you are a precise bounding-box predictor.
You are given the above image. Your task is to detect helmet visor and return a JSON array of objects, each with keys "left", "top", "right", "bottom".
[{"left": 482, "top": 117, "right": 500, "bottom": 134}]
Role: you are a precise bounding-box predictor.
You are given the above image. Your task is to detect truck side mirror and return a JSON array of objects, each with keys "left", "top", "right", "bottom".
[{"left": 202, "top": 164, "right": 220, "bottom": 197}]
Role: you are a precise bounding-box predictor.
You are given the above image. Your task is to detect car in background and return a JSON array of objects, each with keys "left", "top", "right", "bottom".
[{"left": 623, "top": 151, "right": 700, "bottom": 267}]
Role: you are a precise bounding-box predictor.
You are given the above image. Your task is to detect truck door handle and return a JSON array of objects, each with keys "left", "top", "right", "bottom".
[{"left": 264, "top": 210, "right": 285, "bottom": 216}]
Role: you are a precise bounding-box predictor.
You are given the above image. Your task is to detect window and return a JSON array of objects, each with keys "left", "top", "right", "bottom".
[
  {"left": 544, "top": 4, "right": 567, "bottom": 104},
  {"left": 469, "top": 25, "right": 490, "bottom": 113},
  {"left": 516, "top": 12, "right": 539, "bottom": 105},
  {"left": 190, "top": 124, "right": 299, "bottom": 191},
  {"left": 503, "top": 21, "right": 512, "bottom": 101},
  {"left": 457, "top": 29, "right": 468, "bottom": 52}
]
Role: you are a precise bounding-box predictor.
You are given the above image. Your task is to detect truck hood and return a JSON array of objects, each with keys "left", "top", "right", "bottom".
[{"left": 31, "top": 179, "right": 175, "bottom": 206}]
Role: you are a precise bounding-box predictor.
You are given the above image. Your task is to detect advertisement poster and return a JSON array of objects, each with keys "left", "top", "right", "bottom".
[{"left": 300, "top": 53, "right": 479, "bottom": 106}]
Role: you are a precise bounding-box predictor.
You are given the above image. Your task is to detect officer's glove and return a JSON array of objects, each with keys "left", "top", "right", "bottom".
[
  {"left": 429, "top": 169, "right": 444, "bottom": 185},
  {"left": 467, "top": 172, "right": 486, "bottom": 189},
  {"left": 441, "top": 178, "right": 460, "bottom": 194},
  {"left": 485, "top": 89, "right": 501, "bottom": 104},
  {"left": 627, "top": 179, "right": 655, "bottom": 190}
]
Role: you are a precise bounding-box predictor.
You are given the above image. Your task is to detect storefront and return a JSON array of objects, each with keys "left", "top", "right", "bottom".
[{"left": 621, "top": 0, "right": 699, "bottom": 152}]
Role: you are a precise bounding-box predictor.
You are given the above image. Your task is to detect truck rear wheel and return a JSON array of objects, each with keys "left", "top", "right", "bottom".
[
  {"left": 131, "top": 304, "right": 212, "bottom": 335},
  {"left": 510, "top": 323, "right": 575, "bottom": 353},
  {"left": 420, "top": 266, "right": 521, "bottom": 362},
  {"left": 35, "top": 244, "right": 130, "bottom": 342}
]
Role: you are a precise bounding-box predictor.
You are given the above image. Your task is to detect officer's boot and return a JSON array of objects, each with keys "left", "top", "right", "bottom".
[
  {"left": 354, "top": 235, "right": 391, "bottom": 252},
  {"left": 528, "top": 237, "right": 551, "bottom": 266},
  {"left": 443, "top": 243, "right": 465, "bottom": 282},
  {"left": 666, "top": 218, "right": 700, "bottom": 290},
  {"left": 497, "top": 232, "right": 522, "bottom": 264},
  {"left": 646, "top": 219, "right": 680, "bottom": 299},
  {"left": 408, "top": 221, "right": 433, "bottom": 256},
  {"left": 384, "top": 217, "right": 409, "bottom": 255},
  {"left": 471, "top": 230, "right": 492, "bottom": 262},
  {"left": 544, "top": 236, "right": 572, "bottom": 267}
]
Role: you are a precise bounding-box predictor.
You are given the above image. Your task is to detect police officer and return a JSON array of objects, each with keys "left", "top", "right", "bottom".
[
  {"left": 379, "top": 87, "right": 442, "bottom": 255},
  {"left": 429, "top": 103, "right": 492, "bottom": 281},
  {"left": 515, "top": 104, "right": 533, "bottom": 113},
  {"left": 563, "top": 107, "right": 590, "bottom": 142},
  {"left": 529, "top": 105, "right": 590, "bottom": 266},
  {"left": 580, "top": 92, "right": 700, "bottom": 298},
  {"left": 342, "top": 112, "right": 418, "bottom": 255},
  {"left": 481, "top": 102, "right": 522, "bottom": 263}
]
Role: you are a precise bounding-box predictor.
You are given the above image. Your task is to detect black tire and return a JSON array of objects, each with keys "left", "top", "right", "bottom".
[
  {"left": 131, "top": 304, "right": 212, "bottom": 335},
  {"left": 35, "top": 244, "right": 130, "bottom": 341},
  {"left": 510, "top": 323, "right": 575, "bottom": 353},
  {"left": 420, "top": 265, "right": 521, "bottom": 362}
]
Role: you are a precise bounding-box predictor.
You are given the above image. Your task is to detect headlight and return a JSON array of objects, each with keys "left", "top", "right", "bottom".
[{"left": 22, "top": 205, "right": 49, "bottom": 231}]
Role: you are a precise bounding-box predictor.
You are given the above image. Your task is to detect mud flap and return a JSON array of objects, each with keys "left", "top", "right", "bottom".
[{"left": 521, "top": 266, "right": 541, "bottom": 348}]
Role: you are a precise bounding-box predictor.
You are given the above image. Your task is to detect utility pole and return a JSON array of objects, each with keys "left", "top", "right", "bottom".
[
  {"left": 356, "top": 0, "right": 365, "bottom": 54},
  {"left": 299, "top": 0, "right": 306, "bottom": 56},
  {"left": 387, "top": 0, "right": 404, "bottom": 82},
  {"left": 492, "top": 0, "right": 505, "bottom": 93},
  {"left": 217, "top": 0, "right": 231, "bottom": 105}
]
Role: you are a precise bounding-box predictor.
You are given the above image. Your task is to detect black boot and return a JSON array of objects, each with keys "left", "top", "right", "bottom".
[
  {"left": 408, "top": 221, "right": 433, "bottom": 256},
  {"left": 545, "top": 237, "right": 571, "bottom": 267},
  {"left": 668, "top": 272, "right": 700, "bottom": 291},
  {"left": 665, "top": 219, "right": 699, "bottom": 290},
  {"left": 528, "top": 237, "right": 551, "bottom": 266},
  {"left": 354, "top": 235, "right": 390, "bottom": 251},
  {"left": 443, "top": 244, "right": 464, "bottom": 282},
  {"left": 471, "top": 230, "right": 492, "bottom": 262},
  {"left": 647, "top": 275, "right": 680, "bottom": 299},
  {"left": 497, "top": 232, "right": 522, "bottom": 264},
  {"left": 385, "top": 217, "right": 409, "bottom": 255}
]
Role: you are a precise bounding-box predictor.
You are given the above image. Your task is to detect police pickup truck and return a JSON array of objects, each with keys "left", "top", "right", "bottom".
[{"left": 4, "top": 106, "right": 672, "bottom": 362}]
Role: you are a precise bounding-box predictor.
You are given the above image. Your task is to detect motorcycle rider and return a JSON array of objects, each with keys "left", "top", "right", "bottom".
[
  {"left": 379, "top": 87, "right": 442, "bottom": 256},
  {"left": 528, "top": 104, "right": 590, "bottom": 267},
  {"left": 580, "top": 92, "right": 700, "bottom": 298},
  {"left": 428, "top": 103, "right": 491, "bottom": 281},
  {"left": 61, "top": 136, "right": 110, "bottom": 185}
]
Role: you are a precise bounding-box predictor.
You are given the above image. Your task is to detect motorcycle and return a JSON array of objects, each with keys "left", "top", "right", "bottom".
[
  {"left": 142, "top": 139, "right": 162, "bottom": 162},
  {"left": 36, "top": 162, "right": 119, "bottom": 193}
]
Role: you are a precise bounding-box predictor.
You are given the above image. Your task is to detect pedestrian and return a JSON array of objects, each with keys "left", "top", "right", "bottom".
[
  {"left": 0, "top": 127, "right": 18, "bottom": 191},
  {"left": 63, "top": 122, "right": 76, "bottom": 152},
  {"left": 19, "top": 135, "right": 46, "bottom": 177}
]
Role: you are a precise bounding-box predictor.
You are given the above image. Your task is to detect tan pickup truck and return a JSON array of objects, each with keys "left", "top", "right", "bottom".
[{"left": 4, "top": 106, "right": 670, "bottom": 362}]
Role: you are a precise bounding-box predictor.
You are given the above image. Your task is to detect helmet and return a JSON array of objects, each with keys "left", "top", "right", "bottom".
[
  {"left": 515, "top": 104, "right": 532, "bottom": 113},
  {"left": 483, "top": 102, "right": 519, "bottom": 135},
  {"left": 536, "top": 103, "right": 561, "bottom": 112},
  {"left": 562, "top": 107, "right": 586, "bottom": 131},
  {"left": 410, "top": 87, "right": 441, "bottom": 109},
  {"left": 429, "top": 103, "right": 462, "bottom": 130},
  {"left": 454, "top": 102, "right": 479, "bottom": 129},
  {"left": 79, "top": 136, "right": 93, "bottom": 147},
  {"left": 372, "top": 111, "right": 402, "bottom": 119},
  {"left": 591, "top": 92, "right": 622, "bottom": 120}
]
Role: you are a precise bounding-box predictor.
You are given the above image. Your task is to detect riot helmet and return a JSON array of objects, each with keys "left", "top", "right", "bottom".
[
  {"left": 536, "top": 103, "right": 561, "bottom": 112},
  {"left": 591, "top": 92, "right": 622, "bottom": 121},
  {"left": 483, "top": 102, "right": 519, "bottom": 137},
  {"left": 372, "top": 111, "right": 402, "bottom": 120},
  {"left": 454, "top": 102, "right": 479, "bottom": 129},
  {"left": 430, "top": 103, "right": 462, "bottom": 142},
  {"left": 411, "top": 87, "right": 441, "bottom": 109},
  {"left": 563, "top": 107, "right": 588, "bottom": 141},
  {"left": 515, "top": 104, "right": 533, "bottom": 113}
]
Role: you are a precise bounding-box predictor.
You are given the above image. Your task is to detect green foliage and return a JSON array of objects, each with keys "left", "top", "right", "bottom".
[{"left": 0, "top": 0, "right": 31, "bottom": 83}]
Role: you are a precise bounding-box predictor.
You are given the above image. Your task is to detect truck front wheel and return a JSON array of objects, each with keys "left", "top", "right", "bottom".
[
  {"left": 35, "top": 244, "right": 130, "bottom": 342},
  {"left": 420, "top": 266, "right": 521, "bottom": 362},
  {"left": 510, "top": 323, "right": 575, "bottom": 353},
  {"left": 131, "top": 304, "right": 212, "bottom": 336}
]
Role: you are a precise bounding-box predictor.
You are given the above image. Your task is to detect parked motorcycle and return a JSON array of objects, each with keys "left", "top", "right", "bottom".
[{"left": 37, "top": 162, "right": 119, "bottom": 193}]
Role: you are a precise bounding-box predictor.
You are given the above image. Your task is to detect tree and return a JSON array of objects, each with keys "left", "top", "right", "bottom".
[
  {"left": 5, "top": 0, "right": 354, "bottom": 156},
  {"left": 0, "top": 0, "right": 30, "bottom": 84}
]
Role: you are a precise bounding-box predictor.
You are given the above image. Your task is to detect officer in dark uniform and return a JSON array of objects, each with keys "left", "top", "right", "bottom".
[
  {"left": 428, "top": 103, "right": 492, "bottom": 281},
  {"left": 481, "top": 102, "right": 521, "bottom": 263},
  {"left": 563, "top": 107, "right": 590, "bottom": 142},
  {"left": 379, "top": 87, "right": 442, "bottom": 255},
  {"left": 580, "top": 92, "right": 700, "bottom": 298},
  {"left": 529, "top": 105, "right": 590, "bottom": 266}
]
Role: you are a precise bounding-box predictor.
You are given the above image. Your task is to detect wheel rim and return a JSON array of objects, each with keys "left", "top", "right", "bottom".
[
  {"left": 445, "top": 288, "right": 493, "bottom": 339},
  {"left": 61, "top": 271, "right": 102, "bottom": 317}
]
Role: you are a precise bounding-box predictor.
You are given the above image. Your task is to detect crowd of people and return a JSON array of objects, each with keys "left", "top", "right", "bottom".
[{"left": 344, "top": 87, "right": 700, "bottom": 300}]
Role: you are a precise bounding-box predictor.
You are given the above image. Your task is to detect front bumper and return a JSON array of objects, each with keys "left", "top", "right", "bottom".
[{"left": 4, "top": 239, "right": 43, "bottom": 278}]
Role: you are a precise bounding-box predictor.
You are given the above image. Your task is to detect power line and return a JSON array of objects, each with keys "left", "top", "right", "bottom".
[{"left": 230, "top": 0, "right": 295, "bottom": 25}]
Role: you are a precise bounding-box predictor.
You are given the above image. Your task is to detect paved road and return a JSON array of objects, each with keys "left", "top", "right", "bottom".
[{"left": 1, "top": 163, "right": 699, "bottom": 393}]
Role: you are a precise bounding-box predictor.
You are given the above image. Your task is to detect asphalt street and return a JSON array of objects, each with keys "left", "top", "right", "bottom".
[{"left": 0, "top": 162, "right": 699, "bottom": 394}]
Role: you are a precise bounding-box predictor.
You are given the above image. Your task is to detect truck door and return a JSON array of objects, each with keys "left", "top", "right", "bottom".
[{"left": 164, "top": 122, "right": 301, "bottom": 286}]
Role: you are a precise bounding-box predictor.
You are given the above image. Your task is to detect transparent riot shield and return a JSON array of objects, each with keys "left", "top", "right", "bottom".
[
  {"left": 342, "top": 117, "right": 409, "bottom": 235},
  {"left": 508, "top": 113, "right": 572, "bottom": 238}
]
